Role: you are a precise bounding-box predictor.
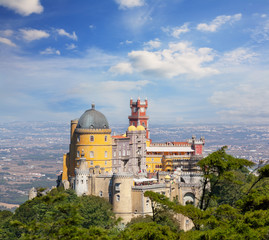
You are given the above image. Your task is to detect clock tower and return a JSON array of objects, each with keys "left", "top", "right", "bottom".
[{"left": 128, "top": 97, "right": 150, "bottom": 138}]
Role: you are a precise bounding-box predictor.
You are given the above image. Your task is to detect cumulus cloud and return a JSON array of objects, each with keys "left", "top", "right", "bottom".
[
  {"left": 115, "top": 0, "right": 145, "bottom": 9},
  {"left": 40, "top": 47, "right": 60, "bottom": 55},
  {"left": 143, "top": 38, "right": 161, "bottom": 50},
  {"left": 113, "top": 41, "right": 218, "bottom": 78},
  {"left": 56, "top": 29, "right": 78, "bottom": 41},
  {"left": 109, "top": 62, "right": 133, "bottom": 75},
  {"left": 197, "top": 13, "right": 242, "bottom": 32},
  {"left": 20, "top": 29, "right": 49, "bottom": 41},
  {"left": 0, "top": 37, "right": 16, "bottom": 47},
  {"left": 0, "top": 0, "right": 43, "bottom": 16},
  {"left": 171, "top": 23, "right": 190, "bottom": 38}
]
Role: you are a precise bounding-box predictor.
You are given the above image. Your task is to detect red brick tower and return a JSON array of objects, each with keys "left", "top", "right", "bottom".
[{"left": 128, "top": 97, "right": 150, "bottom": 138}]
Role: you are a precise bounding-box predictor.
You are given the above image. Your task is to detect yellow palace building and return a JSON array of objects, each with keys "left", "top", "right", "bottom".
[{"left": 62, "top": 104, "right": 112, "bottom": 181}]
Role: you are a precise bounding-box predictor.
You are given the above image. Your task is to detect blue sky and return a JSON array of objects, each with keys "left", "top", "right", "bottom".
[{"left": 0, "top": 0, "right": 269, "bottom": 125}]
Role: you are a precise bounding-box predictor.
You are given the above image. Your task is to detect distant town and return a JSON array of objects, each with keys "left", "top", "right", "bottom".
[{"left": 0, "top": 121, "right": 269, "bottom": 207}]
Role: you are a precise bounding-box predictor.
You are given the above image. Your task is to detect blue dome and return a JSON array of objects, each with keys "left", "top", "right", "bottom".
[{"left": 77, "top": 104, "right": 109, "bottom": 129}]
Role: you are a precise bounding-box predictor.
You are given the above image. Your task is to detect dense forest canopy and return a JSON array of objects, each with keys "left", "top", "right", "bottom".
[{"left": 0, "top": 147, "right": 268, "bottom": 239}]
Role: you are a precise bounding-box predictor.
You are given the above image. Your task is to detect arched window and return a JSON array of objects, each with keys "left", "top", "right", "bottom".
[
  {"left": 90, "top": 135, "right": 94, "bottom": 142},
  {"left": 77, "top": 136, "right": 80, "bottom": 142},
  {"left": 77, "top": 151, "right": 80, "bottom": 158},
  {"left": 104, "top": 136, "right": 108, "bottom": 142},
  {"left": 116, "top": 194, "right": 120, "bottom": 201},
  {"left": 90, "top": 151, "right": 94, "bottom": 158},
  {"left": 105, "top": 151, "right": 108, "bottom": 158},
  {"left": 183, "top": 192, "right": 195, "bottom": 205},
  {"left": 99, "top": 191, "right": 103, "bottom": 197}
]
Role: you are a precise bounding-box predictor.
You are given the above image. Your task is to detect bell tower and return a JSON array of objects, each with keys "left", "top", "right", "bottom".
[{"left": 128, "top": 97, "right": 150, "bottom": 138}]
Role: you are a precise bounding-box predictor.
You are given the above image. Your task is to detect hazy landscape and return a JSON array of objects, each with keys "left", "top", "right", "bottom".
[{"left": 1, "top": 121, "right": 268, "bottom": 207}]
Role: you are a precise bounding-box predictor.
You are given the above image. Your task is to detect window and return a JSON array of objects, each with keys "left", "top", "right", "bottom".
[
  {"left": 115, "top": 183, "right": 120, "bottom": 191},
  {"left": 90, "top": 135, "right": 94, "bottom": 142},
  {"left": 90, "top": 151, "right": 94, "bottom": 158},
  {"left": 105, "top": 136, "right": 107, "bottom": 142},
  {"left": 77, "top": 151, "right": 80, "bottom": 158},
  {"left": 146, "top": 198, "right": 150, "bottom": 207},
  {"left": 105, "top": 161, "right": 107, "bottom": 165},
  {"left": 77, "top": 136, "right": 80, "bottom": 142},
  {"left": 90, "top": 161, "right": 93, "bottom": 166},
  {"left": 119, "top": 151, "right": 121, "bottom": 157},
  {"left": 152, "top": 158, "right": 154, "bottom": 162},
  {"left": 105, "top": 151, "right": 108, "bottom": 158},
  {"left": 113, "top": 151, "right": 116, "bottom": 157},
  {"left": 116, "top": 194, "right": 120, "bottom": 201},
  {"left": 127, "top": 150, "right": 130, "bottom": 155},
  {"left": 122, "top": 149, "right": 125, "bottom": 156},
  {"left": 99, "top": 191, "right": 103, "bottom": 197}
]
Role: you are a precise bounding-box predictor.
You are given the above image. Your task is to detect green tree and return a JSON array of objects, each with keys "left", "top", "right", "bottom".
[
  {"left": 0, "top": 188, "right": 118, "bottom": 239},
  {"left": 197, "top": 146, "right": 254, "bottom": 210},
  {"left": 119, "top": 222, "right": 179, "bottom": 240}
]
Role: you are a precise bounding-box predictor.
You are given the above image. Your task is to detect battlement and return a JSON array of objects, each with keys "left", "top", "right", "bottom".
[{"left": 113, "top": 172, "right": 134, "bottom": 179}]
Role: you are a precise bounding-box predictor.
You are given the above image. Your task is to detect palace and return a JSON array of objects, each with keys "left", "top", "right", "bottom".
[{"left": 59, "top": 98, "right": 205, "bottom": 230}]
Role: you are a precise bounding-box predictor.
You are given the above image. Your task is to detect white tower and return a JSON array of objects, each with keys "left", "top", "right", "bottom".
[{"left": 74, "top": 150, "right": 89, "bottom": 196}]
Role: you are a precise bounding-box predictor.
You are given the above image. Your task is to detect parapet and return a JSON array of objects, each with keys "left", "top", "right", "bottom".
[{"left": 113, "top": 172, "right": 134, "bottom": 179}]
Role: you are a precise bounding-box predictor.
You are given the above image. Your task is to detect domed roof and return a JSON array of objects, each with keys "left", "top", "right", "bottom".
[
  {"left": 137, "top": 125, "right": 145, "bottom": 131},
  {"left": 165, "top": 175, "right": 171, "bottom": 179},
  {"left": 77, "top": 104, "right": 109, "bottom": 129},
  {"left": 128, "top": 125, "right": 137, "bottom": 132}
]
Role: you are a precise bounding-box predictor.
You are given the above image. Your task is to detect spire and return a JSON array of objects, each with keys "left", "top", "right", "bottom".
[{"left": 91, "top": 103, "right": 95, "bottom": 109}]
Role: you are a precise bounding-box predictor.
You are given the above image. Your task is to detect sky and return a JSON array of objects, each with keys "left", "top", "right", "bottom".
[{"left": 0, "top": 0, "right": 269, "bottom": 125}]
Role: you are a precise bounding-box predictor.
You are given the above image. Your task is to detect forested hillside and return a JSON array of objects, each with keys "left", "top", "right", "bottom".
[{"left": 0, "top": 148, "right": 268, "bottom": 239}]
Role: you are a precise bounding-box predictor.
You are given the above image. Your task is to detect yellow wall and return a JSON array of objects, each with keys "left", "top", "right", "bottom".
[
  {"left": 146, "top": 156, "right": 162, "bottom": 172},
  {"left": 62, "top": 154, "right": 68, "bottom": 181},
  {"left": 74, "top": 128, "right": 112, "bottom": 173}
]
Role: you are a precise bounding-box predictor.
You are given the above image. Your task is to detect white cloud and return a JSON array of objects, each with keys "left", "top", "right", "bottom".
[
  {"left": 56, "top": 29, "right": 78, "bottom": 41},
  {"left": 109, "top": 62, "right": 133, "bottom": 74},
  {"left": 221, "top": 48, "right": 257, "bottom": 65},
  {"left": 78, "top": 80, "right": 150, "bottom": 92},
  {"left": 197, "top": 13, "right": 242, "bottom": 32},
  {"left": 117, "top": 41, "right": 219, "bottom": 78},
  {"left": 171, "top": 23, "right": 190, "bottom": 38},
  {"left": 89, "top": 24, "right": 95, "bottom": 29},
  {"left": 143, "top": 38, "right": 161, "bottom": 50},
  {"left": 115, "top": 0, "right": 145, "bottom": 9},
  {"left": 0, "top": 37, "right": 16, "bottom": 47},
  {"left": 0, "top": 29, "right": 13, "bottom": 37},
  {"left": 66, "top": 43, "right": 77, "bottom": 50},
  {"left": 20, "top": 29, "right": 49, "bottom": 41},
  {"left": 251, "top": 19, "right": 269, "bottom": 43},
  {"left": 0, "top": 0, "right": 43, "bottom": 16},
  {"left": 40, "top": 47, "right": 60, "bottom": 55},
  {"left": 120, "top": 40, "right": 133, "bottom": 45}
]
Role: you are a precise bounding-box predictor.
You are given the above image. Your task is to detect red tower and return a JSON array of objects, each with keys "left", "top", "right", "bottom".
[{"left": 128, "top": 98, "right": 150, "bottom": 138}]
